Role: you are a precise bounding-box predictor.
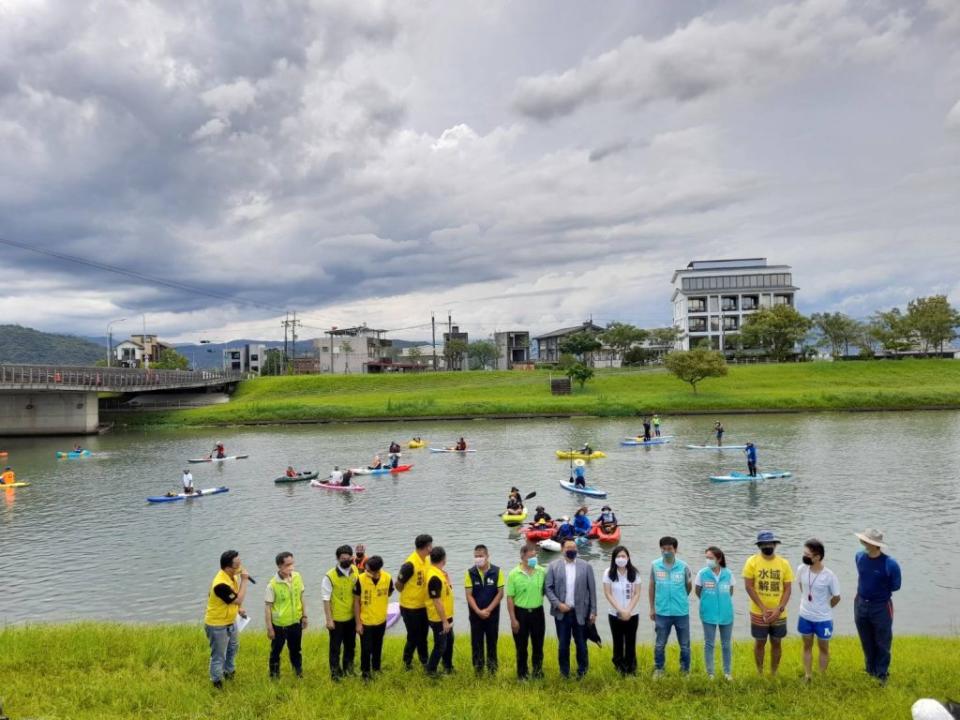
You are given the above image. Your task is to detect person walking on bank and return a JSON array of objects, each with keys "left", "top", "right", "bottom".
[
  {"left": 603, "top": 545, "right": 641, "bottom": 675},
  {"left": 506, "top": 544, "right": 547, "bottom": 680},
  {"left": 265, "top": 551, "right": 307, "bottom": 679},
  {"left": 854, "top": 528, "right": 901, "bottom": 684},
  {"left": 353, "top": 555, "right": 394, "bottom": 680},
  {"left": 204, "top": 550, "right": 250, "bottom": 688},
  {"left": 649, "top": 536, "right": 693, "bottom": 677},
  {"left": 797, "top": 539, "right": 841, "bottom": 682},
  {"left": 396, "top": 534, "right": 433, "bottom": 671},
  {"left": 465, "top": 544, "right": 504, "bottom": 675},
  {"left": 743, "top": 530, "right": 793, "bottom": 677},
  {"left": 695, "top": 546, "right": 735, "bottom": 680},
  {"left": 425, "top": 546, "right": 455, "bottom": 677},
  {"left": 545, "top": 538, "right": 597, "bottom": 679},
  {"left": 322, "top": 545, "right": 359, "bottom": 681}
]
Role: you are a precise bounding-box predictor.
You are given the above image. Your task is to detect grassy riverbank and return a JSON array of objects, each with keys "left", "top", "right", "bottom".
[
  {"left": 0, "top": 625, "right": 956, "bottom": 719},
  {"left": 113, "top": 360, "right": 960, "bottom": 427}
]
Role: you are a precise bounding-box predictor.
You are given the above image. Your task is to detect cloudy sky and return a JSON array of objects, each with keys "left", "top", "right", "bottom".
[{"left": 1, "top": 0, "right": 959, "bottom": 343}]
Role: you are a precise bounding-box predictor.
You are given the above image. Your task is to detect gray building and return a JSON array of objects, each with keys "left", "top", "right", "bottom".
[
  {"left": 533, "top": 321, "right": 604, "bottom": 363},
  {"left": 493, "top": 331, "right": 531, "bottom": 369},
  {"left": 671, "top": 258, "right": 798, "bottom": 352},
  {"left": 223, "top": 344, "right": 266, "bottom": 374},
  {"left": 315, "top": 325, "right": 393, "bottom": 374}
]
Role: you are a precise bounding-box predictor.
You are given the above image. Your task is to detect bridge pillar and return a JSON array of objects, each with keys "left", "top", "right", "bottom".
[{"left": 0, "top": 391, "right": 99, "bottom": 436}]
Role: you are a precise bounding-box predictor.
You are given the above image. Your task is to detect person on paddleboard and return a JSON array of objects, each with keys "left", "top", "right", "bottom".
[
  {"left": 745, "top": 443, "right": 758, "bottom": 477},
  {"left": 455, "top": 437, "right": 467, "bottom": 451},
  {"left": 182, "top": 469, "right": 195, "bottom": 494},
  {"left": 573, "top": 459, "right": 587, "bottom": 488},
  {"left": 714, "top": 422, "right": 724, "bottom": 447},
  {"left": 1, "top": 467, "right": 15, "bottom": 485},
  {"left": 642, "top": 418, "right": 652, "bottom": 442},
  {"left": 211, "top": 442, "right": 226, "bottom": 459},
  {"left": 652, "top": 414, "right": 662, "bottom": 437}
]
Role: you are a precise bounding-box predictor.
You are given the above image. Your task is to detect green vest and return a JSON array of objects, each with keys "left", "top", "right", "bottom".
[
  {"left": 268, "top": 572, "right": 305, "bottom": 627},
  {"left": 326, "top": 566, "right": 358, "bottom": 622}
]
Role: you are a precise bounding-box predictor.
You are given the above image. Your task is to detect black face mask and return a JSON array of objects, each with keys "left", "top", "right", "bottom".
[
  {"left": 355, "top": 552, "right": 365, "bottom": 560},
  {"left": 339, "top": 560, "right": 353, "bottom": 569},
  {"left": 565, "top": 550, "right": 578, "bottom": 560},
  {"left": 760, "top": 547, "right": 775, "bottom": 557},
  {"left": 802, "top": 556, "right": 814, "bottom": 565}
]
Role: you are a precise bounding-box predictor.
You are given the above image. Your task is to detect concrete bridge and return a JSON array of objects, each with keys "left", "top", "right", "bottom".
[{"left": 0, "top": 364, "right": 243, "bottom": 435}]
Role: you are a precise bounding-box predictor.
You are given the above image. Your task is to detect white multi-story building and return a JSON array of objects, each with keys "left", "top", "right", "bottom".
[
  {"left": 223, "top": 344, "right": 266, "bottom": 374},
  {"left": 671, "top": 258, "right": 798, "bottom": 351}
]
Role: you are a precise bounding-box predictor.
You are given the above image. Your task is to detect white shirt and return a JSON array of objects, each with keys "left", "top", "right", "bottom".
[
  {"left": 330, "top": 469, "right": 343, "bottom": 484},
  {"left": 182, "top": 472, "right": 193, "bottom": 489},
  {"left": 796, "top": 565, "right": 840, "bottom": 623},
  {"left": 321, "top": 564, "right": 353, "bottom": 601},
  {"left": 564, "top": 559, "right": 577, "bottom": 605},
  {"left": 265, "top": 572, "right": 292, "bottom": 603},
  {"left": 603, "top": 569, "right": 641, "bottom": 616}
]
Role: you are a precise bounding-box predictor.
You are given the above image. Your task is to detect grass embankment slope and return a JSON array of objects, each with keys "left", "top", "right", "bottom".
[
  {"left": 120, "top": 360, "right": 960, "bottom": 427},
  {"left": 0, "top": 625, "right": 956, "bottom": 720}
]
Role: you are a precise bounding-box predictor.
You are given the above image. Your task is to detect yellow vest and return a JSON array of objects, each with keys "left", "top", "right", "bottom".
[
  {"left": 399, "top": 551, "right": 432, "bottom": 609},
  {"left": 204, "top": 569, "right": 239, "bottom": 626},
  {"left": 326, "top": 566, "right": 359, "bottom": 622},
  {"left": 425, "top": 566, "right": 454, "bottom": 623},
  {"left": 268, "top": 572, "right": 304, "bottom": 627},
  {"left": 357, "top": 570, "right": 393, "bottom": 626}
]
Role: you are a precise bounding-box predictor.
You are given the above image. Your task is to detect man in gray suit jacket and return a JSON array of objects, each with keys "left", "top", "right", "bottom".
[{"left": 545, "top": 538, "right": 598, "bottom": 678}]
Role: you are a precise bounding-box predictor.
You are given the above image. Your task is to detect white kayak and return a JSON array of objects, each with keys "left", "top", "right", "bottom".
[
  {"left": 686, "top": 444, "right": 748, "bottom": 450},
  {"left": 538, "top": 536, "right": 588, "bottom": 553},
  {"left": 386, "top": 602, "right": 401, "bottom": 628},
  {"left": 429, "top": 448, "right": 476, "bottom": 453},
  {"left": 710, "top": 470, "right": 792, "bottom": 483},
  {"left": 187, "top": 455, "right": 249, "bottom": 464}
]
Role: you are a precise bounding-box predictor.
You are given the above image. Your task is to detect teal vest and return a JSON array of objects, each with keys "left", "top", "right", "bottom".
[{"left": 652, "top": 557, "right": 690, "bottom": 617}]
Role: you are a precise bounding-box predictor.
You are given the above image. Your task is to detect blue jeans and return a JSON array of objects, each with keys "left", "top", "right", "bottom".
[
  {"left": 654, "top": 614, "right": 690, "bottom": 672},
  {"left": 855, "top": 597, "right": 893, "bottom": 679},
  {"left": 555, "top": 613, "right": 589, "bottom": 677},
  {"left": 205, "top": 623, "right": 238, "bottom": 682},
  {"left": 702, "top": 621, "right": 733, "bottom": 676}
]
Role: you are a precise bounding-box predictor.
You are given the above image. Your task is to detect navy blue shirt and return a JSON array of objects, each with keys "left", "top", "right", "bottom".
[
  {"left": 855, "top": 551, "right": 901, "bottom": 602},
  {"left": 745, "top": 446, "right": 757, "bottom": 462}
]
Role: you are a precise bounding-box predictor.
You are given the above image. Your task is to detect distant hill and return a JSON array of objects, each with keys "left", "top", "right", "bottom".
[{"left": 0, "top": 324, "right": 107, "bottom": 365}]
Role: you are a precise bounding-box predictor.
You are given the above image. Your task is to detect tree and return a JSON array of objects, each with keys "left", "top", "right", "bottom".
[
  {"left": 565, "top": 361, "right": 594, "bottom": 389},
  {"left": 260, "top": 348, "right": 283, "bottom": 375},
  {"left": 407, "top": 346, "right": 423, "bottom": 366},
  {"left": 623, "top": 346, "right": 659, "bottom": 366},
  {"left": 906, "top": 295, "right": 960, "bottom": 354},
  {"left": 600, "top": 322, "right": 648, "bottom": 364},
  {"left": 152, "top": 348, "right": 189, "bottom": 370},
  {"left": 559, "top": 331, "right": 602, "bottom": 365},
  {"left": 811, "top": 312, "right": 862, "bottom": 359},
  {"left": 867, "top": 309, "right": 914, "bottom": 355},
  {"left": 444, "top": 339, "right": 469, "bottom": 371},
  {"left": 340, "top": 340, "right": 353, "bottom": 373},
  {"left": 664, "top": 348, "right": 728, "bottom": 393},
  {"left": 468, "top": 340, "right": 499, "bottom": 370},
  {"left": 739, "top": 306, "right": 813, "bottom": 362}
]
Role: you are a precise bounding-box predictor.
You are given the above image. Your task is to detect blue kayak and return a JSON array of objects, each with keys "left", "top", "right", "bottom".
[
  {"left": 558, "top": 480, "right": 608, "bottom": 498},
  {"left": 709, "top": 471, "right": 791, "bottom": 483},
  {"left": 56, "top": 450, "right": 91, "bottom": 458},
  {"left": 621, "top": 436, "right": 672, "bottom": 446},
  {"left": 147, "top": 487, "right": 229, "bottom": 502}
]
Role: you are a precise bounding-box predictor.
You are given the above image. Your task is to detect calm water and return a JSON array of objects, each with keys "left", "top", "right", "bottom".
[{"left": 2, "top": 413, "right": 959, "bottom": 640}]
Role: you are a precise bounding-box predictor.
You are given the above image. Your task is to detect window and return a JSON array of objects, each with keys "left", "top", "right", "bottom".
[
  {"left": 688, "top": 297, "right": 706, "bottom": 312},
  {"left": 760, "top": 294, "right": 772, "bottom": 308},
  {"left": 721, "top": 296, "right": 738, "bottom": 311},
  {"left": 682, "top": 278, "right": 691, "bottom": 290},
  {"left": 723, "top": 316, "right": 739, "bottom": 330},
  {"left": 709, "top": 296, "right": 719, "bottom": 312},
  {"left": 774, "top": 294, "right": 793, "bottom": 306},
  {"left": 694, "top": 278, "right": 704, "bottom": 290},
  {"left": 689, "top": 318, "right": 707, "bottom": 332},
  {"left": 250, "top": 354, "right": 258, "bottom": 361},
  {"left": 710, "top": 317, "right": 720, "bottom": 332},
  {"left": 742, "top": 295, "right": 759, "bottom": 310}
]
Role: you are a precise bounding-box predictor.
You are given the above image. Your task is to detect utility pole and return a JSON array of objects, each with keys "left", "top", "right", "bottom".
[
  {"left": 431, "top": 313, "right": 437, "bottom": 371},
  {"left": 290, "top": 311, "right": 301, "bottom": 363},
  {"left": 282, "top": 312, "right": 289, "bottom": 374}
]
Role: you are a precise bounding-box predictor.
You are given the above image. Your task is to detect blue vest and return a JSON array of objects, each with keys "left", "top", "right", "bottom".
[
  {"left": 696, "top": 566, "right": 734, "bottom": 625},
  {"left": 652, "top": 557, "right": 690, "bottom": 617},
  {"left": 467, "top": 564, "right": 501, "bottom": 611}
]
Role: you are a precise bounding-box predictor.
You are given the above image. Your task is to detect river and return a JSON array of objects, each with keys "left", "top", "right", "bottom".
[{"left": 2, "top": 412, "right": 958, "bottom": 640}]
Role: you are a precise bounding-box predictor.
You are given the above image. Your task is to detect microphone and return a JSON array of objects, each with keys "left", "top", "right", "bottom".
[{"left": 247, "top": 575, "right": 256, "bottom": 584}]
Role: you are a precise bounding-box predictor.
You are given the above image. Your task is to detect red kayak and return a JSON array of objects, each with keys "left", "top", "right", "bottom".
[
  {"left": 522, "top": 522, "right": 557, "bottom": 542},
  {"left": 592, "top": 521, "right": 621, "bottom": 544}
]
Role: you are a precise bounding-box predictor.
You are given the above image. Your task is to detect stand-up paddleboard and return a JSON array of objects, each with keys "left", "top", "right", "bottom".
[
  {"left": 188, "top": 455, "right": 249, "bottom": 464},
  {"left": 558, "top": 480, "right": 608, "bottom": 498},
  {"left": 429, "top": 448, "right": 476, "bottom": 453},
  {"left": 709, "top": 471, "right": 792, "bottom": 483},
  {"left": 1, "top": 482, "right": 30, "bottom": 488},
  {"left": 148, "top": 487, "right": 229, "bottom": 502},
  {"left": 686, "top": 444, "right": 748, "bottom": 450},
  {"left": 621, "top": 436, "right": 673, "bottom": 446}
]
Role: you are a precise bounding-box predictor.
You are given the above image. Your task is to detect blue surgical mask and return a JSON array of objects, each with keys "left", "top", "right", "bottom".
[
  {"left": 662, "top": 552, "right": 675, "bottom": 562},
  {"left": 527, "top": 557, "right": 538, "bottom": 568},
  {"left": 706, "top": 558, "right": 717, "bottom": 569}
]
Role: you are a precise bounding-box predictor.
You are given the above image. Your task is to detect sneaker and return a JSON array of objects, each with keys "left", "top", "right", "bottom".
[
  {"left": 212, "top": 680, "right": 223, "bottom": 689},
  {"left": 724, "top": 673, "right": 734, "bottom": 681},
  {"left": 653, "top": 669, "right": 664, "bottom": 679},
  {"left": 223, "top": 671, "right": 234, "bottom": 681}
]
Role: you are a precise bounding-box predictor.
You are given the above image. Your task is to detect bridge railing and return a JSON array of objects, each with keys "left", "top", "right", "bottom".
[{"left": 0, "top": 364, "right": 244, "bottom": 389}]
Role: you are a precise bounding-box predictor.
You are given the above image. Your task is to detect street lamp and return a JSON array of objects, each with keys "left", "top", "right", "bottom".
[{"left": 106, "top": 317, "right": 127, "bottom": 368}]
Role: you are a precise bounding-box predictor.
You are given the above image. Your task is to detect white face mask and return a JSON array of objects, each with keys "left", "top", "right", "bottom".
[
  {"left": 615, "top": 557, "right": 629, "bottom": 568},
  {"left": 474, "top": 557, "right": 485, "bottom": 567}
]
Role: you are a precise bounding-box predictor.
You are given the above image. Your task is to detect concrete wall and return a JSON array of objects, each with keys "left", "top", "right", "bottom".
[{"left": 0, "top": 391, "right": 99, "bottom": 436}]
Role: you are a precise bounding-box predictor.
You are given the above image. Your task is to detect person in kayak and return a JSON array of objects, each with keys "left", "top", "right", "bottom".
[
  {"left": 388, "top": 441, "right": 401, "bottom": 455},
  {"left": 369, "top": 455, "right": 382, "bottom": 470},
  {"left": 714, "top": 421, "right": 724, "bottom": 447},
  {"left": 330, "top": 466, "right": 343, "bottom": 485},
  {"left": 389, "top": 453, "right": 400, "bottom": 469},
  {"left": 596, "top": 505, "right": 618, "bottom": 529},
  {"left": 554, "top": 517, "right": 577, "bottom": 543},
  {"left": 506, "top": 487, "right": 524, "bottom": 512},
  {"left": 745, "top": 442, "right": 758, "bottom": 477},
  {"left": 573, "top": 507, "right": 592, "bottom": 536},
  {"left": 580, "top": 442, "right": 593, "bottom": 456},
  {"left": 642, "top": 417, "right": 652, "bottom": 442},
  {"left": 211, "top": 442, "right": 226, "bottom": 459},
  {"left": 572, "top": 459, "right": 587, "bottom": 488},
  {"left": 339, "top": 469, "right": 353, "bottom": 487},
  {"left": 652, "top": 414, "right": 662, "bottom": 437},
  {"left": 533, "top": 506, "right": 553, "bottom": 526},
  {"left": 455, "top": 437, "right": 467, "bottom": 451},
  {"left": 2, "top": 467, "right": 16, "bottom": 485},
  {"left": 285, "top": 466, "right": 298, "bottom": 478},
  {"left": 182, "top": 469, "right": 195, "bottom": 495},
  {"left": 73, "top": 443, "right": 84, "bottom": 453}
]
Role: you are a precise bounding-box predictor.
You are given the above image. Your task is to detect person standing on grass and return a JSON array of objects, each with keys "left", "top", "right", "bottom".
[
  {"left": 265, "top": 551, "right": 307, "bottom": 679},
  {"left": 603, "top": 545, "right": 641, "bottom": 675},
  {"left": 395, "top": 534, "right": 433, "bottom": 671},
  {"left": 425, "top": 546, "right": 455, "bottom": 677},
  {"left": 203, "top": 550, "right": 250, "bottom": 689},
  {"left": 506, "top": 544, "right": 547, "bottom": 680},
  {"left": 322, "top": 545, "right": 359, "bottom": 681},
  {"left": 854, "top": 528, "right": 901, "bottom": 684},
  {"left": 354, "top": 555, "right": 394, "bottom": 680},
  {"left": 796, "top": 539, "right": 841, "bottom": 682},
  {"left": 648, "top": 536, "right": 693, "bottom": 677},
  {"left": 695, "top": 546, "right": 735, "bottom": 680},
  {"left": 465, "top": 544, "right": 504, "bottom": 676},
  {"left": 743, "top": 530, "right": 793, "bottom": 677},
  {"left": 545, "top": 538, "right": 598, "bottom": 679}
]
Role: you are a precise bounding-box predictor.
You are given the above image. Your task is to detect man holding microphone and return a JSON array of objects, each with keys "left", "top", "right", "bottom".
[{"left": 204, "top": 550, "right": 251, "bottom": 688}]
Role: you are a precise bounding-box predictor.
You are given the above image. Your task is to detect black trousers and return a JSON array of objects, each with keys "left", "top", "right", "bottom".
[
  {"left": 469, "top": 608, "right": 500, "bottom": 672},
  {"left": 328, "top": 620, "right": 355, "bottom": 677},
  {"left": 426, "top": 620, "right": 454, "bottom": 673},
  {"left": 512, "top": 606, "right": 545, "bottom": 679},
  {"left": 748, "top": 460, "right": 757, "bottom": 476},
  {"left": 269, "top": 622, "right": 303, "bottom": 676},
  {"left": 359, "top": 622, "right": 386, "bottom": 677},
  {"left": 400, "top": 606, "right": 429, "bottom": 667},
  {"left": 608, "top": 614, "right": 638, "bottom": 674}
]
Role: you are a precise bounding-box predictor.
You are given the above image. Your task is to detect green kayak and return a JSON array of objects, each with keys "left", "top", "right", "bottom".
[{"left": 274, "top": 471, "right": 319, "bottom": 484}]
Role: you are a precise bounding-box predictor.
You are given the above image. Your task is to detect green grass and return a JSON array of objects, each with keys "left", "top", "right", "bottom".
[
  {"left": 113, "top": 359, "right": 960, "bottom": 427},
  {"left": 0, "top": 625, "right": 955, "bottom": 719}
]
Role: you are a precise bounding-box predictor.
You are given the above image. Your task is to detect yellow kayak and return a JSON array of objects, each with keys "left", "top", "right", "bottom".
[
  {"left": 1, "top": 482, "right": 30, "bottom": 488},
  {"left": 501, "top": 509, "right": 528, "bottom": 526},
  {"left": 407, "top": 440, "right": 426, "bottom": 449},
  {"left": 555, "top": 450, "right": 606, "bottom": 460}
]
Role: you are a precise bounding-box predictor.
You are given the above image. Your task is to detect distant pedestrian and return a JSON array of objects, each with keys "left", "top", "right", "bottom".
[
  {"left": 745, "top": 442, "right": 758, "bottom": 477},
  {"left": 714, "top": 421, "right": 724, "bottom": 446},
  {"left": 395, "top": 534, "right": 433, "bottom": 671},
  {"left": 854, "top": 528, "right": 901, "bottom": 684},
  {"left": 796, "top": 539, "right": 840, "bottom": 681},
  {"left": 265, "top": 552, "right": 306, "bottom": 679},
  {"left": 603, "top": 545, "right": 641, "bottom": 675},
  {"left": 545, "top": 539, "right": 597, "bottom": 679},
  {"left": 425, "top": 546, "right": 454, "bottom": 677},
  {"left": 322, "top": 545, "right": 359, "bottom": 680},
  {"left": 465, "top": 544, "right": 504, "bottom": 675},
  {"left": 695, "top": 546, "right": 734, "bottom": 680},
  {"left": 204, "top": 550, "right": 250, "bottom": 688},
  {"left": 506, "top": 544, "right": 546, "bottom": 680},
  {"left": 743, "top": 530, "right": 793, "bottom": 677},
  {"left": 648, "top": 536, "right": 692, "bottom": 677},
  {"left": 354, "top": 555, "right": 394, "bottom": 680}
]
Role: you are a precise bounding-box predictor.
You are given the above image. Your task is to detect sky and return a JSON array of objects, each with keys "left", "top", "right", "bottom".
[{"left": 1, "top": 0, "right": 959, "bottom": 343}]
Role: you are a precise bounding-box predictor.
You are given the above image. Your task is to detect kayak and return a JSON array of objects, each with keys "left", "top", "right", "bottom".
[
  {"left": 56, "top": 450, "right": 91, "bottom": 458},
  {"left": 188, "top": 455, "right": 249, "bottom": 464},
  {"left": 147, "top": 487, "right": 229, "bottom": 503},
  {"left": 350, "top": 464, "right": 413, "bottom": 476},
  {"left": 429, "top": 448, "right": 476, "bottom": 453},
  {"left": 686, "top": 444, "right": 748, "bottom": 450},
  {"left": 1, "top": 482, "right": 30, "bottom": 488},
  {"left": 386, "top": 602, "right": 401, "bottom": 628},
  {"left": 710, "top": 471, "right": 792, "bottom": 483},
  {"left": 555, "top": 450, "right": 606, "bottom": 460},
  {"left": 592, "top": 522, "right": 622, "bottom": 544},
  {"left": 311, "top": 480, "right": 366, "bottom": 492},
  {"left": 522, "top": 522, "right": 557, "bottom": 541},
  {"left": 274, "top": 471, "right": 319, "bottom": 484},
  {"left": 538, "top": 536, "right": 588, "bottom": 553},
  {"left": 501, "top": 509, "right": 528, "bottom": 526},
  {"left": 621, "top": 436, "right": 673, "bottom": 446},
  {"left": 558, "top": 480, "right": 608, "bottom": 498},
  {"left": 407, "top": 440, "right": 426, "bottom": 449},
  {"left": 0, "top": 451, "right": 7, "bottom": 457}
]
